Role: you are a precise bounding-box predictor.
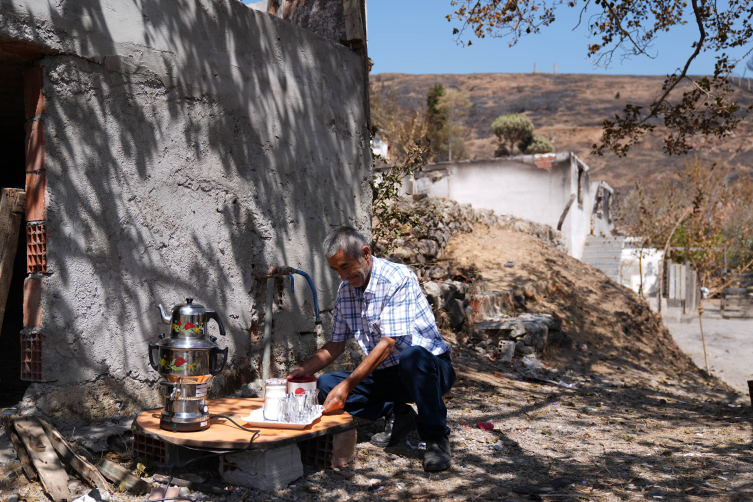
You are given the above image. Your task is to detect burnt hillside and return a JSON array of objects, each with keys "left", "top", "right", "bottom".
[{"left": 371, "top": 72, "right": 753, "bottom": 192}]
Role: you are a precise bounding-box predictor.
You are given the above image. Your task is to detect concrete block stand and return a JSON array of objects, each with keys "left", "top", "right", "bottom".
[{"left": 220, "top": 444, "right": 304, "bottom": 491}]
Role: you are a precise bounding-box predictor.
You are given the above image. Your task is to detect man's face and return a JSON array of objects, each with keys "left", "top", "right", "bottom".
[{"left": 327, "top": 246, "right": 372, "bottom": 289}]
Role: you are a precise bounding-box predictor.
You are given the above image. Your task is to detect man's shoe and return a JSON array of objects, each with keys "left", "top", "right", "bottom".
[
  {"left": 370, "top": 406, "right": 417, "bottom": 447},
  {"left": 423, "top": 436, "right": 452, "bottom": 472}
]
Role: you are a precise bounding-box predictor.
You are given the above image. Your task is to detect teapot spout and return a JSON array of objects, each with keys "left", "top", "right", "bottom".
[{"left": 157, "top": 304, "right": 171, "bottom": 324}]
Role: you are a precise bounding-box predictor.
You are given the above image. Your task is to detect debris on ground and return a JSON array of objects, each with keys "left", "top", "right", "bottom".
[{"left": 2, "top": 214, "right": 752, "bottom": 501}]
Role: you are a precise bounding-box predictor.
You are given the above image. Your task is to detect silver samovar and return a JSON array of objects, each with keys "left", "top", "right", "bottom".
[{"left": 148, "top": 298, "right": 227, "bottom": 432}]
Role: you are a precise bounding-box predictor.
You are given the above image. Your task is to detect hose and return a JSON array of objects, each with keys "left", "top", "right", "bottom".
[{"left": 290, "top": 269, "right": 321, "bottom": 324}]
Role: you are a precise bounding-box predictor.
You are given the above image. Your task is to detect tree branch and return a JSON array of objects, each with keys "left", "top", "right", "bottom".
[{"left": 643, "top": 0, "right": 707, "bottom": 124}]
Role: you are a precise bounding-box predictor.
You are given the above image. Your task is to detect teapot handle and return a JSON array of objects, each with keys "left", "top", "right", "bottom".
[
  {"left": 205, "top": 310, "right": 226, "bottom": 337},
  {"left": 210, "top": 347, "right": 228, "bottom": 376},
  {"left": 148, "top": 342, "right": 160, "bottom": 371}
]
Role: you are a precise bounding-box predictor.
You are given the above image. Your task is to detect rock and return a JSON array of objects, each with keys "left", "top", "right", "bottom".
[
  {"left": 512, "top": 291, "right": 526, "bottom": 309},
  {"left": 417, "top": 239, "right": 439, "bottom": 258},
  {"left": 469, "top": 291, "right": 514, "bottom": 317},
  {"left": 423, "top": 281, "right": 446, "bottom": 311},
  {"left": 388, "top": 247, "right": 413, "bottom": 264},
  {"left": 513, "top": 220, "right": 532, "bottom": 234},
  {"left": 426, "top": 264, "right": 449, "bottom": 280},
  {"left": 515, "top": 341, "right": 535, "bottom": 355},
  {"left": 523, "top": 283, "right": 537, "bottom": 300},
  {"left": 448, "top": 299, "right": 467, "bottom": 328},
  {"left": 547, "top": 330, "right": 571, "bottom": 346},
  {"left": 423, "top": 281, "right": 463, "bottom": 311}
]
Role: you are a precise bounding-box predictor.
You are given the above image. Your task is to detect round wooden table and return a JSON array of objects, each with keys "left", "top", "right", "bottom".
[{"left": 133, "top": 398, "right": 354, "bottom": 450}]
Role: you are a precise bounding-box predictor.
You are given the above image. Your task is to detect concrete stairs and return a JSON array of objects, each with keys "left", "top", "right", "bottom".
[{"left": 580, "top": 235, "right": 625, "bottom": 282}]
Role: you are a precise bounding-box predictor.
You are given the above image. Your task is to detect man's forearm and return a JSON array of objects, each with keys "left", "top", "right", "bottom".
[
  {"left": 342, "top": 338, "right": 395, "bottom": 391},
  {"left": 299, "top": 341, "right": 345, "bottom": 375}
]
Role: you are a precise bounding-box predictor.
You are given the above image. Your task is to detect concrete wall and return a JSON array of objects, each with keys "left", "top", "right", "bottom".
[
  {"left": 415, "top": 157, "right": 569, "bottom": 227},
  {"left": 620, "top": 246, "right": 662, "bottom": 297},
  {"left": 589, "top": 180, "right": 614, "bottom": 239},
  {"left": 566, "top": 154, "right": 591, "bottom": 260},
  {"left": 413, "top": 153, "right": 611, "bottom": 259},
  {"left": 1, "top": 0, "right": 371, "bottom": 422}
]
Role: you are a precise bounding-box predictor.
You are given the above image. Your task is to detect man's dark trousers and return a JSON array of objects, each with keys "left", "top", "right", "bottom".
[{"left": 317, "top": 346, "right": 456, "bottom": 440}]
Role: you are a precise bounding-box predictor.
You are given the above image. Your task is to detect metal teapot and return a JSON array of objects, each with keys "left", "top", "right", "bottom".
[
  {"left": 158, "top": 298, "right": 226, "bottom": 339},
  {"left": 148, "top": 298, "right": 229, "bottom": 432},
  {"left": 149, "top": 298, "right": 228, "bottom": 381}
]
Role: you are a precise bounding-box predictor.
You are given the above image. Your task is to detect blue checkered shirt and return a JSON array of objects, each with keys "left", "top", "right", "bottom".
[{"left": 331, "top": 256, "right": 450, "bottom": 369}]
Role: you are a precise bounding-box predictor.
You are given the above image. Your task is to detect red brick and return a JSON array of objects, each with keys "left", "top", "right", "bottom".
[
  {"left": 25, "top": 170, "right": 46, "bottom": 221},
  {"left": 329, "top": 429, "right": 356, "bottom": 467},
  {"left": 534, "top": 154, "right": 556, "bottom": 171},
  {"left": 26, "top": 224, "right": 48, "bottom": 274},
  {"left": 20, "top": 331, "right": 44, "bottom": 381},
  {"left": 24, "top": 120, "right": 45, "bottom": 173},
  {"left": 24, "top": 66, "right": 44, "bottom": 120},
  {"left": 23, "top": 277, "right": 43, "bottom": 328}
]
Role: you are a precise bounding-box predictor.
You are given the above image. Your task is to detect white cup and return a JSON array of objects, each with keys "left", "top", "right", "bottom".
[{"left": 263, "top": 379, "right": 287, "bottom": 421}]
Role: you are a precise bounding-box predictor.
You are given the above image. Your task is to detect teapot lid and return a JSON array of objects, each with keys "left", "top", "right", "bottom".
[{"left": 173, "top": 298, "right": 205, "bottom": 317}]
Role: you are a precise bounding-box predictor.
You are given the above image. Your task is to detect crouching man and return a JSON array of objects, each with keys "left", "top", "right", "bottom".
[{"left": 287, "top": 226, "right": 456, "bottom": 472}]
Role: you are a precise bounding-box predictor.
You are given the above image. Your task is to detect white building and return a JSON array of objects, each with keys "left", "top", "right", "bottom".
[{"left": 409, "top": 153, "right": 615, "bottom": 260}]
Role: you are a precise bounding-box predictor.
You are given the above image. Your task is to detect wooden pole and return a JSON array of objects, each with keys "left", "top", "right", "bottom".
[
  {"left": 657, "top": 208, "right": 691, "bottom": 314},
  {"left": 0, "top": 188, "right": 25, "bottom": 335},
  {"left": 698, "top": 306, "right": 709, "bottom": 374}
]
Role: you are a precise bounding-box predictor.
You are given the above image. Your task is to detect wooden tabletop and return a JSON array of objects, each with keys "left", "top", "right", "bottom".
[{"left": 133, "top": 398, "right": 355, "bottom": 450}]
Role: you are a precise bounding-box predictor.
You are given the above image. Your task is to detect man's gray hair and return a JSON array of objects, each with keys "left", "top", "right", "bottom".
[{"left": 323, "top": 226, "right": 369, "bottom": 259}]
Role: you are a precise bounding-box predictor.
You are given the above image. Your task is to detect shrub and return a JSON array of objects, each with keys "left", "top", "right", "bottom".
[
  {"left": 524, "top": 135, "right": 555, "bottom": 154},
  {"left": 491, "top": 114, "right": 534, "bottom": 154}
]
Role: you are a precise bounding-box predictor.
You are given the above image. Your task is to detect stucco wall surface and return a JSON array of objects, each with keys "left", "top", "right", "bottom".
[{"left": 1, "top": 0, "right": 371, "bottom": 422}]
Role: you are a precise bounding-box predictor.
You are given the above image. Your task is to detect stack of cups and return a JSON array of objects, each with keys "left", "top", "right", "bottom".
[
  {"left": 277, "top": 388, "right": 321, "bottom": 424},
  {"left": 263, "top": 377, "right": 322, "bottom": 423}
]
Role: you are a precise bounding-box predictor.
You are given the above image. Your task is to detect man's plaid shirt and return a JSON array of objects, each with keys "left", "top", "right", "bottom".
[{"left": 331, "top": 256, "right": 451, "bottom": 369}]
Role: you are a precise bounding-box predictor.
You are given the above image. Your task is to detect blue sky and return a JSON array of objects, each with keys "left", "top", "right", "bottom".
[{"left": 366, "top": 0, "right": 752, "bottom": 76}]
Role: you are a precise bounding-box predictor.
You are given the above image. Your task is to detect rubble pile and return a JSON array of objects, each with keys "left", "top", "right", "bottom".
[{"left": 375, "top": 196, "right": 569, "bottom": 358}]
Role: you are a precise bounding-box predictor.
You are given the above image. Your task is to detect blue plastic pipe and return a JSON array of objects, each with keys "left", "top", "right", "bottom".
[{"left": 289, "top": 269, "right": 321, "bottom": 324}]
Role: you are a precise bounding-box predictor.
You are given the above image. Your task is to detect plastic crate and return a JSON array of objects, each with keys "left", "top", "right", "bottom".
[{"left": 132, "top": 430, "right": 167, "bottom": 465}]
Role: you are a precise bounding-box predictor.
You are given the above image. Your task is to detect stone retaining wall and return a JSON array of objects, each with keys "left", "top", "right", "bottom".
[
  {"left": 376, "top": 196, "right": 571, "bottom": 358},
  {"left": 378, "top": 196, "right": 566, "bottom": 270}
]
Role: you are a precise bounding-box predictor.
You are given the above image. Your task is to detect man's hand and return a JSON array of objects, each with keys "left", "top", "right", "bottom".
[
  {"left": 286, "top": 367, "right": 308, "bottom": 380},
  {"left": 321, "top": 381, "right": 350, "bottom": 413},
  {"left": 286, "top": 341, "right": 346, "bottom": 381},
  {"left": 320, "top": 337, "right": 397, "bottom": 414}
]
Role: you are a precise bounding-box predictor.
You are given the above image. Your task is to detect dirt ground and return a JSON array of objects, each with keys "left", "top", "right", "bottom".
[
  {"left": 2, "top": 227, "right": 752, "bottom": 501},
  {"left": 666, "top": 300, "right": 753, "bottom": 394}
]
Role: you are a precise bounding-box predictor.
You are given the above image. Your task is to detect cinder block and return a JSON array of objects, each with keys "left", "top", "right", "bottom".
[
  {"left": 329, "top": 429, "right": 357, "bottom": 467},
  {"left": 220, "top": 444, "right": 303, "bottom": 491},
  {"left": 24, "top": 120, "right": 45, "bottom": 173},
  {"left": 25, "top": 170, "right": 46, "bottom": 222},
  {"left": 24, "top": 67, "right": 44, "bottom": 120},
  {"left": 23, "top": 277, "right": 43, "bottom": 328}
]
